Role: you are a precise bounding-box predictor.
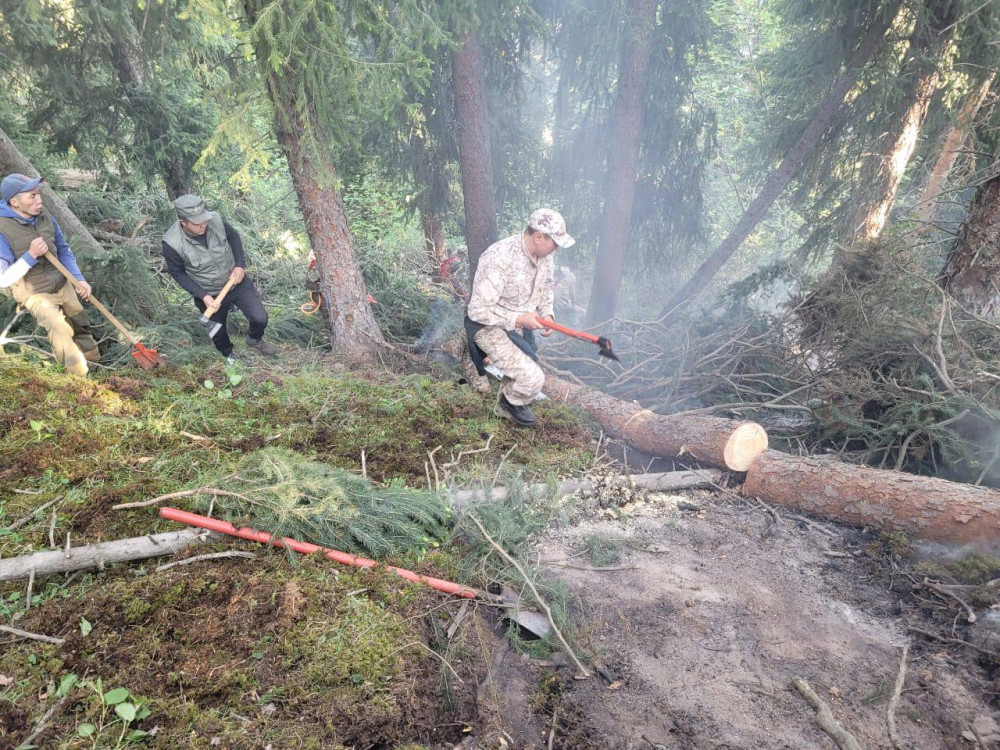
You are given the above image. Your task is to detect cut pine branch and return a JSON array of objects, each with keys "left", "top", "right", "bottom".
[{"left": 544, "top": 374, "right": 767, "bottom": 471}]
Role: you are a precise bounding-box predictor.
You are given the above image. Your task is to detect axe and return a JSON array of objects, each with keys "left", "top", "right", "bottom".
[
  {"left": 200, "top": 277, "right": 237, "bottom": 339},
  {"left": 538, "top": 319, "right": 620, "bottom": 362}
]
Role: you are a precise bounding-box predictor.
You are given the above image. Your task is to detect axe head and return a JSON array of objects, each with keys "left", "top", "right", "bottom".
[
  {"left": 200, "top": 315, "right": 223, "bottom": 339},
  {"left": 596, "top": 336, "right": 620, "bottom": 362}
]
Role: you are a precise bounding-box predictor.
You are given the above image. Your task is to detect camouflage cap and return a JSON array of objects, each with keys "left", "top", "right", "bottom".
[
  {"left": 173, "top": 194, "right": 211, "bottom": 224},
  {"left": 529, "top": 208, "right": 575, "bottom": 248}
]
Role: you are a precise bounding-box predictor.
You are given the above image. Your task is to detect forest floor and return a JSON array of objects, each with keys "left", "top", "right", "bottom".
[{"left": 1, "top": 351, "right": 999, "bottom": 749}]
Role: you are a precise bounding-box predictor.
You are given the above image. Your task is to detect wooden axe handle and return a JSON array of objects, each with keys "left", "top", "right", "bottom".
[
  {"left": 205, "top": 276, "right": 238, "bottom": 315},
  {"left": 42, "top": 252, "right": 139, "bottom": 345}
]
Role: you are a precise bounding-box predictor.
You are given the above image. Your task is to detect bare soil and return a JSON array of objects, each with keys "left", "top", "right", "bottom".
[{"left": 486, "top": 487, "right": 1000, "bottom": 749}]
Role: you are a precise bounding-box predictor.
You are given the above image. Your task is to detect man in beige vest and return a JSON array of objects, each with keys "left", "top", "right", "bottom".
[
  {"left": 465, "top": 209, "right": 575, "bottom": 427},
  {"left": 162, "top": 194, "right": 276, "bottom": 362},
  {"left": 0, "top": 173, "right": 100, "bottom": 376}
]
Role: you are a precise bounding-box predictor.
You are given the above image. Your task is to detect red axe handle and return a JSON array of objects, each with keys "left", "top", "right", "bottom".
[{"left": 538, "top": 318, "right": 601, "bottom": 344}]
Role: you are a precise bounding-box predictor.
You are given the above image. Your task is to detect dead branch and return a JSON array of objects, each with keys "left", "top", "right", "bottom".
[
  {"left": 919, "top": 579, "right": 977, "bottom": 623},
  {"left": 18, "top": 694, "right": 70, "bottom": 749},
  {"left": 908, "top": 627, "right": 999, "bottom": 659},
  {"left": 156, "top": 550, "right": 256, "bottom": 572},
  {"left": 0, "top": 624, "right": 65, "bottom": 645},
  {"left": 886, "top": 644, "right": 909, "bottom": 750},
  {"left": 467, "top": 512, "right": 590, "bottom": 679},
  {"left": 5, "top": 496, "right": 62, "bottom": 531},
  {"left": 112, "top": 487, "right": 254, "bottom": 511},
  {"left": 790, "top": 676, "right": 863, "bottom": 750}
]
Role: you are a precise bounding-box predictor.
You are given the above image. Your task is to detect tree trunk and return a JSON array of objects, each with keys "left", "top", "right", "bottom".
[
  {"left": 659, "top": 0, "right": 903, "bottom": 316},
  {"left": 585, "top": 0, "right": 656, "bottom": 326},
  {"left": 543, "top": 374, "right": 767, "bottom": 471},
  {"left": 846, "top": 0, "right": 958, "bottom": 247},
  {"left": 241, "top": 0, "right": 383, "bottom": 353},
  {"left": 914, "top": 73, "right": 995, "bottom": 226},
  {"left": 940, "top": 169, "right": 1000, "bottom": 315},
  {"left": 744, "top": 450, "right": 1000, "bottom": 549},
  {"left": 420, "top": 208, "right": 447, "bottom": 265},
  {"left": 0, "top": 126, "right": 103, "bottom": 257},
  {"left": 452, "top": 30, "right": 498, "bottom": 285},
  {"left": 274, "top": 105, "right": 385, "bottom": 351},
  {"left": 410, "top": 126, "right": 449, "bottom": 266},
  {"left": 107, "top": 16, "right": 190, "bottom": 198}
]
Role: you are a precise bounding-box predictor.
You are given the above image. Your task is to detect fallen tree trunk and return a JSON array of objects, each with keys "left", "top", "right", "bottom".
[
  {"left": 543, "top": 375, "right": 767, "bottom": 471},
  {"left": 0, "top": 529, "right": 217, "bottom": 581},
  {"left": 744, "top": 450, "right": 1000, "bottom": 549}
]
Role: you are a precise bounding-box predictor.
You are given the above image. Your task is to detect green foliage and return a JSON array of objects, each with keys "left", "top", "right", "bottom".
[{"left": 205, "top": 447, "right": 452, "bottom": 559}]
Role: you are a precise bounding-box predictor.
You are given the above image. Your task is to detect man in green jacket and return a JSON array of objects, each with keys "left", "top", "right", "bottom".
[
  {"left": 162, "top": 194, "right": 277, "bottom": 362},
  {"left": 0, "top": 173, "right": 100, "bottom": 376}
]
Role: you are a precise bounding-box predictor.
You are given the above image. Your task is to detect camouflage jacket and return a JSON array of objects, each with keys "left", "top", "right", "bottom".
[{"left": 467, "top": 232, "right": 554, "bottom": 331}]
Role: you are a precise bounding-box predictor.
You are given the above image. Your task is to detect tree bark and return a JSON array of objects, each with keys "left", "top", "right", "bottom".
[
  {"left": 914, "top": 73, "right": 995, "bottom": 226},
  {"left": 273, "top": 105, "right": 385, "bottom": 351},
  {"left": 0, "top": 126, "right": 103, "bottom": 257},
  {"left": 585, "top": 0, "right": 656, "bottom": 326},
  {"left": 940, "top": 168, "right": 1000, "bottom": 315},
  {"left": 847, "top": 0, "right": 958, "bottom": 247},
  {"left": 543, "top": 374, "right": 767, "bottom": 471},
  {"left": 242, "top": 0, "right": 383, "bottom": 353},
  {"left": 452, "top": 30, "right": 498, "bottom": 285},
  {"left": 744, "top": 449, "right": 1000, "bottom": 549},
  {"left": 659, "top": 0, "right": 903, "bottom": 316},
  {"left": 0, "top": 529, "right": 215, "bottom": 581}
]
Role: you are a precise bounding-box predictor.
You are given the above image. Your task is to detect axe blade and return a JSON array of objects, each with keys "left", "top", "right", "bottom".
[
  {"left": 596, "top": 336, "right": 620, "bottom": 362},
  {"left": 201, "top": 316, "right": 222, "bottom": 339}
]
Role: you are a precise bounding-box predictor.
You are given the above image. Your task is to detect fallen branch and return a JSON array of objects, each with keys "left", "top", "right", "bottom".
[
  {"left": 467, "top": 513, "right": 590, "bottom": 679},
  {"left": 919, "top": 579, "right": 977, "bottom": 623},
  {"left": 886, "top": 644, "right": 909, "bottom": 750},
  {"left": 908, "top": 627, "right": 1000, "bottom": 659},
  {"left": 0, "top": 529, "right": 218, "bottom": 581},
  {"left": 4, "top": 496, "right": 62, "bottom": 531},
  {"left": 156, "top": 550, "right": 256, "bottom": 572},
  {"left": 790, "top": 676, "right": 863, "bottom": 750},
  {"left": 0, "top": 624, "right": 65, "bottom": 645},
  {"left": 112, "top": 487, "right": 253, "bottom": 511},
  {"left": 18, "top": 694, "right": 70, "bottom": 749}
]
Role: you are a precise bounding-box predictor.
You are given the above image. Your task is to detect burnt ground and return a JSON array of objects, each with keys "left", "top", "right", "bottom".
[{"left": 480, "top": 487, "right": 1000, "bottom": 750}]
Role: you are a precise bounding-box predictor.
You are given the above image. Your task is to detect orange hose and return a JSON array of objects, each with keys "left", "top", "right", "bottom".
[{"left": 159, "top": 507, "right": 478, "bottom": 598}]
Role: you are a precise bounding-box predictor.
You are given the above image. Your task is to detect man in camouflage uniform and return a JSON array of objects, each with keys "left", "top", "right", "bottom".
[
  {"left": 466, "top": 208, "right": 575, "bottom": 426},
  {"left": 0, "top": 173, "right": 100, "bottom": 376}
]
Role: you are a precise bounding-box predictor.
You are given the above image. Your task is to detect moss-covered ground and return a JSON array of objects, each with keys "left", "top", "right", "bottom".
[{"left": 0, "top": 351, "right": 597, "bottom": 748}]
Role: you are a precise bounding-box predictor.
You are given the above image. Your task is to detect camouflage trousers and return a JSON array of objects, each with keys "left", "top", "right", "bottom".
[
  {"left": 473, "top": 325, "right": 544, "bottom": 406},
  {"left": 21, "top": 283, "right": 100, "bottom": 376}
]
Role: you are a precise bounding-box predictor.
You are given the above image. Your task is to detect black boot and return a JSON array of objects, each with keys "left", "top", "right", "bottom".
[{"left": 497, "top": 394, "right": 537, "bottom": 427}]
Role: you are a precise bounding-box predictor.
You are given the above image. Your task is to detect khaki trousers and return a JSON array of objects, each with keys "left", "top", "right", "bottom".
[
  {"left": 22, "top": 283, "right": 100, "bottom": 376},
  {"left": 474, "top": 325, "right": 545, "bottom": 406}
]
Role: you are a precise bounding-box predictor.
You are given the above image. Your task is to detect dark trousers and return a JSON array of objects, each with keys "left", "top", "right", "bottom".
[{"left": 193, "top": 278, "right": 268, "bottom": 356}]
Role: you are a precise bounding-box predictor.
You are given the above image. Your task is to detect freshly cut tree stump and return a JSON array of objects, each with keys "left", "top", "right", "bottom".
[
  {"left": 543, "top": 375, "right": 767, "bottom": 471},
  {"left": 744, "top": 450, "right": 1000, "bottom": 548}
]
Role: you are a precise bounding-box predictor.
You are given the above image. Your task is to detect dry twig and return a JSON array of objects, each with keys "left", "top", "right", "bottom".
[
  {"left": 0, "top": 624, "right": 65, "bottom": 645},
  {"left": 886, "top": 644, "right": 909, "bottom": 750},
  {"left": 156, "top": 551, "right": 256, "bottom": 572},
  {"left": 467, "top": 513, "right": 590, "bottom": 679},
  {"left": 791, "top": 676, "right": 862, "bottom": 750},
  {"left": 112, "top": 487, "right": 254, "bottom": 511}
]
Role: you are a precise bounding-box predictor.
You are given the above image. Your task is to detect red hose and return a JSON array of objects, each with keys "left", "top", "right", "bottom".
[{"left": 159, "top": 507, "right": 478, "bottom": 598}]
